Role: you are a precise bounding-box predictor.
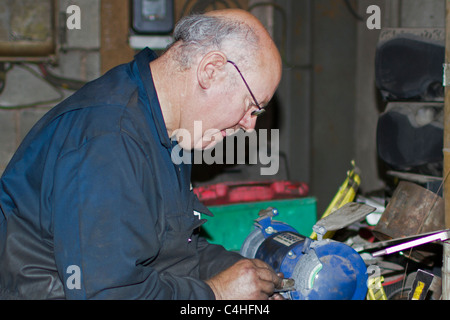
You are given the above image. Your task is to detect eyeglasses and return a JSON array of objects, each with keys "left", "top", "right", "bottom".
[{"left": 227, "top": 60, "right": 266, "bottom": 117}]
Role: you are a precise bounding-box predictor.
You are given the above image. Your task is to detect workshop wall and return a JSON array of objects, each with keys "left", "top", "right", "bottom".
[
  {"left": 354, "top": 0, "right": 445, "bottom": 198},
  {"left": 0, "top": 0, "right": 447, "bottom": 218},
  {"left": 0, "top": 0, "right": 101, "bottom": 173},
  {"left": 273, "top": 0, "right": 446, "bottom": 215},
  {"left": 275, "top": 0, "right": 359, "bottom": 216}
]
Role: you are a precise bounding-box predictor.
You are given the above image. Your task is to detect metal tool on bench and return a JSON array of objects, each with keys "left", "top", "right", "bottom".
[{"left": 274, "top": 278, "right": 296, "bottom": 293}]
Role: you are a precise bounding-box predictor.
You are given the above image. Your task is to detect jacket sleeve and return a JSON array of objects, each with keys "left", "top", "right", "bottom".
[
  {"left": 52, "top": 131, "right": 214, "bottom": 300},
  {"left": 196, "top": 236, "right": 245, "bottom": 281},
  {"left": 192, "top": 197, "right": 245, "bottom": 280}
]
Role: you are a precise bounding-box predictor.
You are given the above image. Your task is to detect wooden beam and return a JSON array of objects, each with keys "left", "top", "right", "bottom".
[{"left": 100, "top": 0, "right": 135, "bottom": 75}]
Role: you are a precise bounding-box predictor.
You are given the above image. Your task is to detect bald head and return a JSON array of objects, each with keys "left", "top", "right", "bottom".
[
  {"left": 168, "top": 9, "right": 281, "bottom": 74},
  {"left": 205, "top": 8, "right": 267, "bottom": 30},
  {"left": 205, "top": 8, "right": 271, "bottom": 41},
  {"left": 206, "top": 9, "right": 281, "bottom": 65}
]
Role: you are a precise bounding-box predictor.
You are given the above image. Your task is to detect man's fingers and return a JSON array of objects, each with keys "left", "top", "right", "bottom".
[
  {"left": 250, "top": 260, "right": 284, "bottom": 295},
  {"left": 250, "top": 258, "right": 272, "bottom": 269},
  {"left": 259, "top": 266, "right": 283, "bottom": 287},
  {"left": 206, "top": 259, "right": 289, "bottom": 300},
  {"left": 269, "top": 293, "right": 285, "bottom": 300}
]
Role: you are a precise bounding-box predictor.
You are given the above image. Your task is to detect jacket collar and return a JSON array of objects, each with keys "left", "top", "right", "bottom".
[{"left": 135, "top": 48, "right": 172, "bottom": 149}]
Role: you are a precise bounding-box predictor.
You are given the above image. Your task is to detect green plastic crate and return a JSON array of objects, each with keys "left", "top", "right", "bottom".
[{"left": 200, "top": 197, "right": 317, "bottom": 251}]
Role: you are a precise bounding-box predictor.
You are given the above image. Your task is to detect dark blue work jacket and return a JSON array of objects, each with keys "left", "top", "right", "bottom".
[{"left": 0, "top": 48, "right": 242, "bottom": 299}]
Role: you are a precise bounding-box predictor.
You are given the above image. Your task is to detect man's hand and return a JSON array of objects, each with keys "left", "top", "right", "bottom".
[{"left": 205, "top": 259, "right": 284, "bottom": 300}]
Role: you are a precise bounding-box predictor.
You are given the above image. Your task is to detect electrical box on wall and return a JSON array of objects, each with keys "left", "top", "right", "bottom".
[
  {"left": 0, "top": 0, "right": 56, "bottom": 60},
  {"left": 132, "top": 0, "right": 174, "bottom": 34}
]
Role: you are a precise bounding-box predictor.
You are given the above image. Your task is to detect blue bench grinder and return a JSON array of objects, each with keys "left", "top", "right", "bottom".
[{"left": 240, "top": 203, "right": 376, "bottom": 300}]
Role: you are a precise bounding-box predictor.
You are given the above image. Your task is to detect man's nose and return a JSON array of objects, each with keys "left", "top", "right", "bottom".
[{"left": 239, "top": 109, "right": 257, "bottom": 131}]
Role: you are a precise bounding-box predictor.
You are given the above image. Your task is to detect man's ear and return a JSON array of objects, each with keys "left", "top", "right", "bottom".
[{"left": 197, "top": 51, "right": 228, "bottom": 89}]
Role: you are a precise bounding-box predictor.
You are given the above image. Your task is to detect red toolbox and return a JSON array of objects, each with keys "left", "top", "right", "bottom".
[{"left": 193, "top": 180, "right": 309, "bottom": 206}]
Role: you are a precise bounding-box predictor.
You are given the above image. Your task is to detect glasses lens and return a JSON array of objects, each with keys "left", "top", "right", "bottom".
[{"left": 251, "top": 108, "right": 266, "bottom": 117}]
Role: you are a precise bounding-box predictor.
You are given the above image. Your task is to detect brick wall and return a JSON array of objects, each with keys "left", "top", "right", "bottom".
[{"left": 0, "top": 0, "right": 101, "bottom": 174}]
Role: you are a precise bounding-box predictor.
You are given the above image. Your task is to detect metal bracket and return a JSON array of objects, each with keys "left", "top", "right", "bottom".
[{"left": 443, "top": 63, "right": 450, "bottom": 87}]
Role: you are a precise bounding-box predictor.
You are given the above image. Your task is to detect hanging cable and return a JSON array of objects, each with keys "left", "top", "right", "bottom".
[
  {"left": 343, "top": 0, "right": 364, "bottom": 22},
  {"left": 38, "top": 63, "right": 86, "bottom": 91},
  {"left": 0, "top": 63, "right": 64, "bottom": 110},
  {"left": 0, "top": 59, "right": 89, "bottom": 110},
  {"left": 0, "top": 63, "right": 13, "bottom": 95}
]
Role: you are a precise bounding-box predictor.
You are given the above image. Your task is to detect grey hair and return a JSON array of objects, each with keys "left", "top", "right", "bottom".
[{"left": 168, "top": 13, "right": 260, "bottom": 70}]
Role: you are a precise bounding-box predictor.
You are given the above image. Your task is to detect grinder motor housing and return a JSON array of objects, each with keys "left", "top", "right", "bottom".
[{"left": 240, "top": 207, "right": 369, "bottom": 300}]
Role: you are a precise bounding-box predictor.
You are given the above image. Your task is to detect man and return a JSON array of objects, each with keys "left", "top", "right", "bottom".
[{"left": 0, "top": 9, "right": 283, "bottom": 299}]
